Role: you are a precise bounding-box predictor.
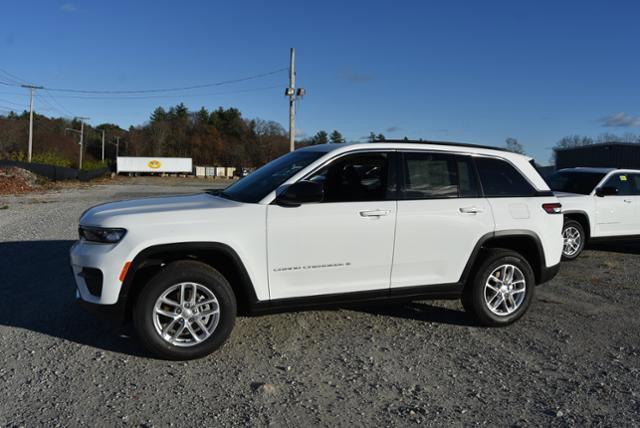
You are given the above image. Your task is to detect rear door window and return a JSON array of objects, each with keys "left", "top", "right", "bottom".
[
  {"left": 400, "top": 152, "right": 479, "bottom": 199},
  {"left": 475, "top": 157, "right": 535, "bottom": 197},
  {"left": 632, "top": 174, "right": 640, "bottom": 195}
]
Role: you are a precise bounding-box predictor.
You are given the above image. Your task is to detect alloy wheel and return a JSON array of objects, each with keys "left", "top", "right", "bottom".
[
  {"left": 563, "top": 226, "right": 582, "bottom": 257},
  {"left": 152, "top": 282, "right": 220, "bottom": 347},
  {"left": 484, "top": 264, "right": 527, "bottom": 316}
]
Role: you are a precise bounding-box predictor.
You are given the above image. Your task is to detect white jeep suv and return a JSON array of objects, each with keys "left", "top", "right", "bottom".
[
  {"left": 70, "top": 142, "right": 563, "bottom": 360},
  {"left": 547, "top": 167, "right": 640, "bottom": 259}
]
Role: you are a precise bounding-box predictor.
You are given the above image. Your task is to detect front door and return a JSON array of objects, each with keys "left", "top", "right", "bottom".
[
  {"left": 267, "top": 151, "right": 397, "bottom": 300},
  {"left": 595, "top": 173, "right": 636, "bottom": 236}
]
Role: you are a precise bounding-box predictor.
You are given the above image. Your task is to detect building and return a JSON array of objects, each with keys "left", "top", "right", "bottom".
[{"left": 555, "top": 142, "right": 640, "bottom": 170}]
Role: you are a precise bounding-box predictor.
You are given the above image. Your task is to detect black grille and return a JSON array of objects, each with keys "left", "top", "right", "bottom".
[{"left": 81, "top": 267, "right": 103, "bottom": 297}]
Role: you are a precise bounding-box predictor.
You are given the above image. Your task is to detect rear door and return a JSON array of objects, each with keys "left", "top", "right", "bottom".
[
  {"left": 391, "top": 151, "right": 494, "bottom": 288},
  {"left": 633, "top": 174, "right": 640, "bottom": 233},
  {"left": 595, "top": 173, "right": 636, "bottom": 236}
]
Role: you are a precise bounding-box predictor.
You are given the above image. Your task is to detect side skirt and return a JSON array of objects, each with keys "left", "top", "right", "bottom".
[
  {"left": 248, "top": 283, "right": 463, "bottom": 315},
  {"left": 589, "top": 234, "right": 640, "bottom": 242}
]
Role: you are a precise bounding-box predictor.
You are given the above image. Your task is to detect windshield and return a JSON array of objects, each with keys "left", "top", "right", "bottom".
[
  {"left": 217, "top": 150, "right": 325, "bottom": 203},
  {"left": 547, "top": 171, "right": 606, "bottom": 195}
]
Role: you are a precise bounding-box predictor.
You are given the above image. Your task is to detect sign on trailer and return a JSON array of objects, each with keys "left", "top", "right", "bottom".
[{"left": 116, "top": 157, "right": 193, "bottom": 174}]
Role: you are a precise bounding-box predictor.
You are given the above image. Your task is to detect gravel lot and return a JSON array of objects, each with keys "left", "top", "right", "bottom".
[{"left": 1, "top": 178, "right": 639, "bottom": 426}]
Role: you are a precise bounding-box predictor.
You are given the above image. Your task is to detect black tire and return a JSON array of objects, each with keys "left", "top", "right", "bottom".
[
  {"left": 133, "top": 260, "right": 236, "bottom": 360},
  {"left": 561, "top": 219, "right": 586, "bottom": 261},
  {"left": 462, "top": 249, "right": 535, "bottom": 327}
]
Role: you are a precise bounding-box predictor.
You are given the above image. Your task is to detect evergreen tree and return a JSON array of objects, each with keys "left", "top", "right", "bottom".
[{"left": 329, "top": 130, "right": 345, "bottom": 144}]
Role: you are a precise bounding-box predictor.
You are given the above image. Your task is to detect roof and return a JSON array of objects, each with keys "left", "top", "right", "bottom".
[
  {"left": 297, "top": 141, "right": 527, "bottom": 160},
  {"left": 556, "top": 167, "right": 617, "bottom": 173},
  {"left": 554, "top": 142, "right": 640, "bottom": 152}
]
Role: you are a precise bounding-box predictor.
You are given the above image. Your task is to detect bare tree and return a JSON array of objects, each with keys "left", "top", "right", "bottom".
[{"left": 505, "top": 137, "right": 525, "bottom": 154}]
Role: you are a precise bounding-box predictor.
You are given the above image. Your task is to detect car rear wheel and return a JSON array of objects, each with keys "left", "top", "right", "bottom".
[
  {"left": 562, "top": 219, "right": 585, "bottom": 260},
  {"left": 462, "top": 249, "right": 535, "bottom": 326},
  {"left": 133, "top": 260, "right": 236, "bottom": 360}
]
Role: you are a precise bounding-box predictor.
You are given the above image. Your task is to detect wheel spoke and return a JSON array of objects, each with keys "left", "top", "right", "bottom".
[
  {"left": 190, "top": 283, "right": 198, "bottom": 305},
  {"left": 155, "top": 307, "right": 178, "bottom": 318},
  {"left": 160, "top": 297, "right": 180, "bottom": 308},
  {"left": 162, "top": 318, "right": 180, "bottom": 336},
  {"left": 179, "top": 283, "right": 186, "bottom": 305},
  {"left": 198, "top": 308, "right": 219, "bottom": 317},
  {"left": 490, "top": 294, "right": 504, "bottom": 310},
  {"left": 486, "top": 283, "right": 500, "bottom": 293},
  {"left": 185, "top": 321, "right": 202, "bottom": 342},
  {"left": 196, "top": 298, "right": 218, "bottom": 309},
  {"left": 194, "top": 318, "right": 209, "bottom": 336},
  {"left": 171, "top": 322, "right": 186, "bottom": 340},
  {"left": 488, "top": 274, "right": 502, "bottom": 285}
]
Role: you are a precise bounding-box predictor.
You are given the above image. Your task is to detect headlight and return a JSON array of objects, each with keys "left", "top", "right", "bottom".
[{"left": 79, "top": 226, "right": 127, "bottom": 243}]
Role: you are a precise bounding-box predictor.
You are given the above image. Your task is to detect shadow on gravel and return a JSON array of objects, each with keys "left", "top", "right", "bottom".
[
  {"left": 588, "top": 240, "right": 640, "bottom": 255},
  {"left": 0, "top": 240, "right": 146, "bottom": 356},
  {"left": 0, "top": 240, "right": 477, "bottom": 356},
  {"left": 355, "top": 302, "right": 476, "bottom": 326}
]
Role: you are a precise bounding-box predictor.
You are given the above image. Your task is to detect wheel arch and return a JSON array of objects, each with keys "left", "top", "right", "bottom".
[
  {"left": 461, "top": 231, "right": 547, "bottom": 285},
  {"left": 119, "top": 242, "right": 258, "bottom": 320},
  {"left": 563, "top": 211, "right": 591, "bottom": 239}
]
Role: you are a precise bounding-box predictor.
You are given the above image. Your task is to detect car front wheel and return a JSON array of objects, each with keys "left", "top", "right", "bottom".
[
  {"left": 133, "top": 260, "right": 236, "bottom": 360},
  {"left": 462, "top": 249, "right": 535, "bottom": 326}
]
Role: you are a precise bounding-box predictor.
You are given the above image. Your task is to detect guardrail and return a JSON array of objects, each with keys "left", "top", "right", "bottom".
[{"left": 0, "top": 160, "right": 109, "bottom": 182}]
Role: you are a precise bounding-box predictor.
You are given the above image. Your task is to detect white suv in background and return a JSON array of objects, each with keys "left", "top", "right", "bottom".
[
  {"left": 70, "top": 141, "right": 563, "bottom": 360},
  {"left": 547, "top": 167, "right": 640, "bottom": 259}
]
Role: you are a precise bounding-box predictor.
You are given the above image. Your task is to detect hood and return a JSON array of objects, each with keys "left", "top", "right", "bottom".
[{"left": 80, "top": 193, "right": 240, "bottom": 226}]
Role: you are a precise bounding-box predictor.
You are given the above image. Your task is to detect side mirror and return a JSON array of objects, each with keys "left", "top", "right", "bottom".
[
  {"left": 595, "top": 186, "right": 618, "bottom": 197},
  {"left": 275, "top": 180, "right": 324, "bottom": 207}
]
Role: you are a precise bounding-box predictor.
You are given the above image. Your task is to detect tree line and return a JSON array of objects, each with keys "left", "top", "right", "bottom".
[{"left": 0, "top": 104, "right": 366, "bottom": 169}]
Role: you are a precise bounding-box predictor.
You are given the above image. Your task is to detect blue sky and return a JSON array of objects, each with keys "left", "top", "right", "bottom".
[{"left": 1, "top": 0, "right": 639, "bottom": 163}]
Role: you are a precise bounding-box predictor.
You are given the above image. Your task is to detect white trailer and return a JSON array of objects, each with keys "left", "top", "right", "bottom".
[{"left": 116, "top": 157, "right": 192, "bottom": 174}]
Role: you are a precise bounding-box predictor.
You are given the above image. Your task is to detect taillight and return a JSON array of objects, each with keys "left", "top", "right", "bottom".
[{"left": 542, "top": 203, "right": 562, "bottom": 214}]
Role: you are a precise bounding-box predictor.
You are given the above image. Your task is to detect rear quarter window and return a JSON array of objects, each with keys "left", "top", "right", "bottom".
[{"left": 475, "top": 157, "right": 536, "bottom": 197}]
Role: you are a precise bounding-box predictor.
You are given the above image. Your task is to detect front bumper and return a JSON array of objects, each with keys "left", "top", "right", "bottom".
[
  {"left": 69, "top": 240, "right": 129, "bottom": 305},
  {"left": 75, "top": 288, "right": 127, "bottom": 323}
]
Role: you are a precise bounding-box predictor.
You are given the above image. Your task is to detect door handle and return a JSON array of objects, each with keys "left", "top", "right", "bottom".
[
  {"left": 459, "top": 206, "right": 484, "bottom": 214},
  {"left": 359, "top": 209, "right": 391, "bottom": 217},
  {"left": 624, "top": 199, "right": 633, "bottom": 203}
]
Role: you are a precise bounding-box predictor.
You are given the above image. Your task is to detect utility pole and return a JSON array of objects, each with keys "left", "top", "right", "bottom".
[
  {"left": 65, "top": 116, "right": 89, "bottom": 170},
  {"left": 21, "top": 84, "right": 44, "bottom": 162},
  {"left": 78, "top": 118, "right": 87, "bottom": 170},
  {"left": 101, "top": 129, "right": 105, "bottom": 162},
  {"left": 285, "top": 48, "right": 305, "bottom": 152},
  {"left": 115, "top": 136, "right": 120, "bottom": 157}
]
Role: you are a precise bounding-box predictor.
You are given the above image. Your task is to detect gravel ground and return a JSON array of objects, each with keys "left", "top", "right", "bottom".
[{"left": 1, "top": 179, "right": 639, "bottom": 426}]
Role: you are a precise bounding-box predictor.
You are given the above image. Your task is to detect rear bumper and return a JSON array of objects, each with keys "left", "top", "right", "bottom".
[{"left": 538, "top": 262, "right": 561, "bottom": 284}]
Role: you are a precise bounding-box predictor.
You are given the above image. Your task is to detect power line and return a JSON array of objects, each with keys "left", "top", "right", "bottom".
[
  {"left": 35, "top": 93, "right": 74, "bottom": 118},
  {"left": 0, "top": 97, "right": 28, "bottom": 107},
  {"left": 41, "top": 90, "right": 75, "bottom": 117},
  {"left": 43, "top": 84, "right": 282, "bottom": 100},
  {"left": 0, "top": 67, "right": 30, "bottom": 85},
  {"left": 44, "top": 68, "right": 287, "bottom": 94}
]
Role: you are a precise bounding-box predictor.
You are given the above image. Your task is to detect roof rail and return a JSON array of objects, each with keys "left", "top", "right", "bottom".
[{"left": 376, "top": 139, "right": 509, "bottom": 152}]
